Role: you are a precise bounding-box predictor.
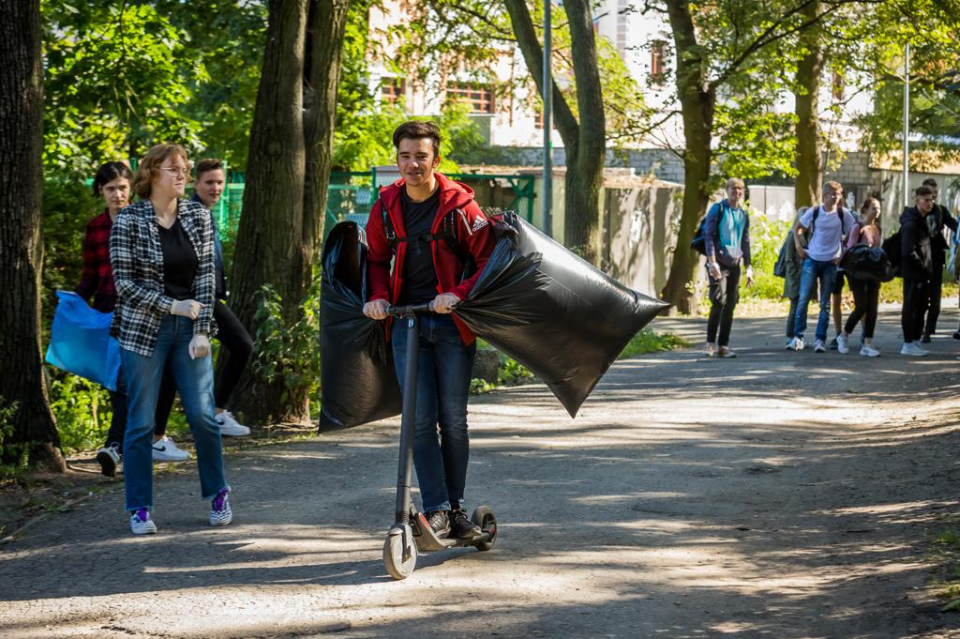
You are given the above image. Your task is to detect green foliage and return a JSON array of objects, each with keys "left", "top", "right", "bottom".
[
  {"left": 0, "top": 399, "right": 25, "bottom": 479},
  {"left": 251, "top": 281, "right": 322, "bottom": 413},
  {"left": 470, "top": 354, "right": 533, "bottom": 395},
  {"left": 42, "top": 0, "right": 205, "bottom": 172},
  {"left": 46, "top": 372, "right": 113, "bottom": 454},
  {"left": 742, "top": 215, "right": 793, "bottom": 300},
  {"left": 619, "top": 329, "right": 690, "bottom": 359}
]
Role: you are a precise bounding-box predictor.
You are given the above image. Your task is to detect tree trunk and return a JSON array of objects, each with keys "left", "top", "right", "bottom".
[
  {"left": 661, "top": 0, "right": 715, "bottom": 314},
  {"left": 794, "top": 0, "right": 824, "bottom": 210},
  {"left": 503, "top": 0, "right": 605, "bottom": 265},
  {"left": 562, "top": 0, "right": 606, "bottom": 264},
  {"left": 0, "top": 0, "right": 65, "bottom": 471},
  {"left": 227, "top": 0, "right": 348, "bottom": 425}
]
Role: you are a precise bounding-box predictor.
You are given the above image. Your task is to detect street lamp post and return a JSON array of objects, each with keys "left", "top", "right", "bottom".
[
  {"left": 542, "top": 0, "right": 553, "bottom": 238},
  {"left": 903, "top": 42, "right": 910, "bottom": 208}
]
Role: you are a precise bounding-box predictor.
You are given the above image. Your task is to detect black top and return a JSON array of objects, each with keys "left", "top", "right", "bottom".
[
  {"left": 900, "top": 206, "right": 934, "bottom": 280},
  {"left": 397, "top": 187, "right": 441, "bottom": 305},
  {"left": 158, "top": 217, "right": 199, "bottom": 300}
]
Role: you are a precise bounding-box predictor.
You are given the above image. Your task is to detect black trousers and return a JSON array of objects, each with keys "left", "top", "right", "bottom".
[
  {"left": 902, "top": 278, "right": 930, "bottom": 344},
  {"left": 845, "top": 277, "right": 880, "bottom": 339},
  {"left": 922, "top": 258, "right": 945, "bottom": 336},
  {"left": 707, "top": 265, "right": 741, "bottom": 347},
  {"left": 155, "top": 299, "right": 254, "bottom": 435}
]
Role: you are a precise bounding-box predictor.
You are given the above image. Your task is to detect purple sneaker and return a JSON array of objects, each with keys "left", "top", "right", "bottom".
[
  {"left": 130, "top": 508, "right": 157, "bottom": 535},
  {"left": 210, "top": 487, "right": 232, "bottom": 526}
]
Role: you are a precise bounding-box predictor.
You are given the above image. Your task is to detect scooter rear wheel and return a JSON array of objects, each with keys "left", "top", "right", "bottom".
[
  {"left": 471, "top": 505, "right": 498, "bottom": 552},
  {"left": 383, "top": 531, "right": 417, "bottom": 580}
]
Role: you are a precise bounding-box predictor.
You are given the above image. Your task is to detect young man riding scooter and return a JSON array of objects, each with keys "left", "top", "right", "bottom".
[{"left": 363, "top": 121, "right": 497, "bottom": 540}]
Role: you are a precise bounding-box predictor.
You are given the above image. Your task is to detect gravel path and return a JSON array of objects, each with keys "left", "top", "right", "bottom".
[{"left": 2, "top": 307, "right": 960, "bottom": 639}]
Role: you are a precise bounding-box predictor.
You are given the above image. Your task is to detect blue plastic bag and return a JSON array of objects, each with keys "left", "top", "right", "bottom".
[{"left": 45, "top": 291, "right": 121, "bottom": 391}]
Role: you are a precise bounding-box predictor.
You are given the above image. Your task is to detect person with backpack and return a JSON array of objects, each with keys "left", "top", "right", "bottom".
[
  {"left": 781, "top": 207, "right": 812, "bottom": 348},
  {"left": 917, "top": 178, "right": 957, "bottom": 342},
  {"left": 702, "top": 178, "right": 752, "bottom": 358},
  {"left": 363, "top": 121, "right": 497, "bottom": 540},
  {"left": 899, "top": 185, "right": 937, "bottom": 356},
  {"left": 836, "top": 197, "right": 883, "bottom": 357},
  {"left": 789, "top": 181, "right": 856, "bottom": 352}
]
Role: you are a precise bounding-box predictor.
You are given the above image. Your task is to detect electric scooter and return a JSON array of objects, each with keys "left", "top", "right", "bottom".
[{"left": 383, "top": 302, "right": 498, "bottom": 580}]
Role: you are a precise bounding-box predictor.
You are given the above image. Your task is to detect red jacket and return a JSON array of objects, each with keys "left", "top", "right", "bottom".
[{"left": 366, "top": 172, "right": 497, "bottom": 345}]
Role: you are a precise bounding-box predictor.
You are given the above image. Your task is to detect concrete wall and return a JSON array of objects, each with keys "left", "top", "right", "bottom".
[{"left": 602, "top": 180, "right": 684, "bottom": 297}]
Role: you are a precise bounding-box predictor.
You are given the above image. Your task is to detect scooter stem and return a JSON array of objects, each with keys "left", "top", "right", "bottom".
[{"left": 395, "top": 313, "right": 420, "bottom": 525}]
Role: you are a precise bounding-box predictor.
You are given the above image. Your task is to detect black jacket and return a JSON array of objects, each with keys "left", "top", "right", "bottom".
[
  {"left": 927, "top": 203, "right": 958, "bottom": 261},
  {"left": 900, "top": 206, "right": 934, "bottom": 280}
]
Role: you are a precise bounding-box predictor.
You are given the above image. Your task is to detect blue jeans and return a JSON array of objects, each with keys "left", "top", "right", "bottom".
[
  {"left": 392, "top": 314, "right": 476, "bottom": 513},
  {"left": 120, "top": 315, "right": 227, "bottom": 512},
  {"left": 793, "top": 257, "right": 837, "bottom": 342}
]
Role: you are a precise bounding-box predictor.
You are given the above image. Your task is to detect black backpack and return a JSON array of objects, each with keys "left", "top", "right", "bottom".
[
  {"left": 691, "top": 202, "right": 725, "bottom": 255},
  {"left": 882, "top": 230, "right": 902, "bottom": 277},
  {"left": 773, "top": 234, "right": 791, "bottom": 278}
]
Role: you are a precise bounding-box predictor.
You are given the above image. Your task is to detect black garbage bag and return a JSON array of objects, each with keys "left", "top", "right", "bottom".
[
  {"left": 841, "top": 243, "right": 894, "bottom": 282},
  {"left": 318, "top": 222, "right": 401, "bottom": 432},
  {"left": 454, "top": 212, "right": 669, "bottom": 417}
]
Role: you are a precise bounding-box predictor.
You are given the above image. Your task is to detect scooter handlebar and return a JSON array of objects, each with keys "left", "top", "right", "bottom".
[{"left": 386, "top": 302, "right": 435, "bottom": 317}]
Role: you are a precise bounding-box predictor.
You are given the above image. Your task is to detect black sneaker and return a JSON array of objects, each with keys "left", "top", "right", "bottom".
[
  {"left": 953, "top": 330, "right": 960, "bottom": 341},
  {"left": 426, "top": 510, "right": 449, "bottom": 535},
  {"left": 450, "top": 508, "right": 482, "bottom": 540},
  {"left": 921, "top": 333, "right": 932, "bottom": 343},
  {"left": 828, "top": 336, "right": 839, "bottom": 350}
]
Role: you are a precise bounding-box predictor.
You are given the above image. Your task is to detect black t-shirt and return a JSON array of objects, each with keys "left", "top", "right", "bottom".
[
  {"left": 397, "top": 187, "right": 441, "bottom": 305},
  {"left": 158, "top": 217, "right": 199, "bottom": 301}
]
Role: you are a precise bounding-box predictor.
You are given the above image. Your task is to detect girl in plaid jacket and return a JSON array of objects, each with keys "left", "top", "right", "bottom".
[{"left": 109, "top": 143, "right": 232, "bottom": 535}]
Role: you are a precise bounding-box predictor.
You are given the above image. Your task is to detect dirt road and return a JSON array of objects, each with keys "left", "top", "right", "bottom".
[{"left": 2, "top": 309, "right": 960, "bottom": 639}]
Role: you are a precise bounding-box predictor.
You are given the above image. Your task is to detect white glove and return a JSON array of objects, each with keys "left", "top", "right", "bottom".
[
  {"left": 171, "top": 299, "right": 204, "bottom": 320},
  {"left": 189, "top": 335, "right": 211, "bottom": 359},
  {"left": 708, "top": 262, "right": 722, "bottom": 280}
]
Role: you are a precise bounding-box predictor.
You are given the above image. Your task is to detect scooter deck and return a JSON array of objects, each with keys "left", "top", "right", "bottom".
[{"left": 411, "top": 510, "right": 492, "bottom": 552}]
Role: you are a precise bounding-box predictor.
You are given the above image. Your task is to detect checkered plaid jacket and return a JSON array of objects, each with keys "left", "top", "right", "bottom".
[{"left": 109, "top": 199, "right": 218, "bottom": 357}]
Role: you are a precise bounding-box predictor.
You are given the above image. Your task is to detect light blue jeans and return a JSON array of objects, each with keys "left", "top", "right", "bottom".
[
  {"left": 120, "top": 315, "right": 227, "bottom": 512},
  {"left": 793, "top": 257, "right": 837, "bottom": 342},
  {"left": 391, "top": 314, "right": 476, "bottom": 513}
]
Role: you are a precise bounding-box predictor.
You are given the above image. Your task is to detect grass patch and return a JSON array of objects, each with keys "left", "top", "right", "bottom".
[
  {"left": 927, "top": 525, "right": 960, "bottom": 611},
  {"left": 619, "top": 329, "right": 690, "bottom": 359}
]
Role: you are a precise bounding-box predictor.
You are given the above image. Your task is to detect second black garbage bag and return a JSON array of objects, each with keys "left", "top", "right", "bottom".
[
  {"left": 454, "top": 212, "right": 669, "bottom": 418},
  {"left": 319, "top": 222, "right": 402, "bottom": 432}
]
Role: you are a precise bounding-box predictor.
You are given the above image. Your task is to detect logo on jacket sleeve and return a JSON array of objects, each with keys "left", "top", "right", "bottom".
[{"left": 471, "top": 216, "right": 488, "bottom": 233}]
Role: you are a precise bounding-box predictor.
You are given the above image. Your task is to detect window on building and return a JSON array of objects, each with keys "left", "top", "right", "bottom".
[
  {"left": 650, "top": 40, "right": 667, "bottom": 85},
  {"left": 832, "top": 71, "right": 844, "bottom": 102},
  {"left": 448, "top": 82, "right": 495, "bottom": 114},
  {"left": 381, "top": 78, "right": 405, "bottom": 106}
]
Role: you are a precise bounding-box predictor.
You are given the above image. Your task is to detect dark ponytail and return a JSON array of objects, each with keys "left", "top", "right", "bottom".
[{"left": 92, "top": 161, "right": 133, "bottom": 197}]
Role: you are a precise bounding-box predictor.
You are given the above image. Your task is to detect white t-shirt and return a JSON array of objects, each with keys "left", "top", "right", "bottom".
[{"left": 799, "top": 206, "right": 857, "bottom": 262}]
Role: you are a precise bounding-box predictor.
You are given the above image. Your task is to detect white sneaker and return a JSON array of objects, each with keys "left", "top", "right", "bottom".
[
  {"left": 901, "top": 342, "right": 928, "bottom": 357},
  {"left": 130, "top": 508, "right": 157, "bottom": 535},
  {"left": 813, "top": 339, "right": 826, "bottom": 353},
  {"left": 717, "top": 346, "right": 737, "bottom": 358},
  {"left": 784, "top": 339, "right": 795, "bottom": 350},
  {"left": 152, "top": 436, "right": 190, "bottom": 462},
  {"left": 210, "top": 487, "right": 233, "bottom": 526},
  {"left": 860, "top": 345, "right": 880, "bottom": 357},
  {"left": 216, "top": 411, "right": 251, "bottom": 437},
  {"left": 836, "top": 334, "right": 849, "bottom": 354},
  {"left": 795, "top": 337, "right": 805, "bottom": 351},
  {"left": 96, "top": 443, "right": 121, "bottom": 477}
]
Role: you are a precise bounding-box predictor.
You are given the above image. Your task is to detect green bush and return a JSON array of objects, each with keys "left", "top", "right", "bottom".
[
  {"left": 742, "top": 215, "right": 792, "bottom": 300},
  {"left": 47, "top": 371, "right": 113, "bottom": 454},
  {"left": 251, "top": 280, "right": 322, "bottom": 413},
  {"left": 619, "top": 329, "right": 690, "bottom": 358}
]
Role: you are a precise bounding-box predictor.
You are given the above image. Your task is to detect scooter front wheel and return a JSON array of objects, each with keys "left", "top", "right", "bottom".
[{"left": 383, "top": 528, "right": 417, "bottom": 580}]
